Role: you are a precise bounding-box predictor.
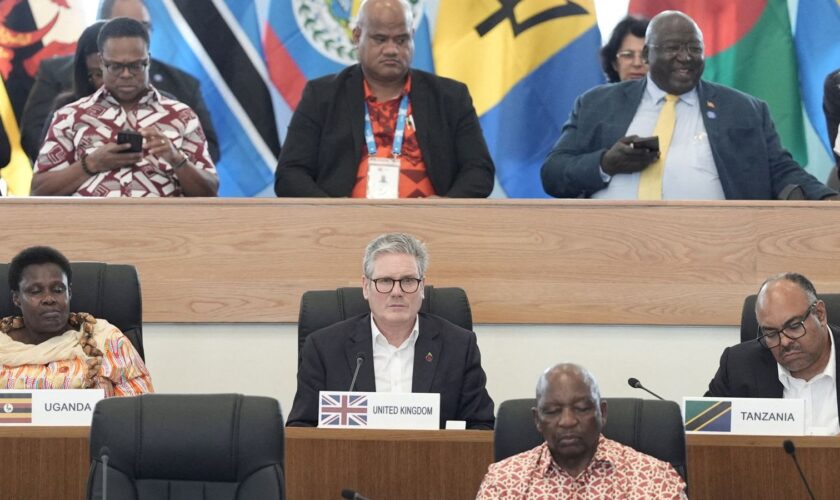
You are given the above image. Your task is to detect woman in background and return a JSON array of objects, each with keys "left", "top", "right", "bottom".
[{"left": 600, "top": 15, "right": 650, "bottom": 83}]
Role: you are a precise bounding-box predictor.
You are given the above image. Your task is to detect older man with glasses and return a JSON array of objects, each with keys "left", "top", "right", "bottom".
[
  {"left": 31, "top": 17, "right": 218, "bottom": 197},
  {"left": 287, "top": 232, "right": 495, "bottom": 429},
  {"left": 706, "top": 272, "right": 840, "bottom": 435}
]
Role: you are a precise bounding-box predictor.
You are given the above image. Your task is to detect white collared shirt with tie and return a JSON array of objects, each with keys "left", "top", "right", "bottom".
[
  {"left": 595, "top": 76, "right": 725, "bottom": 199},
  {"left": 370, "top": 315, "right": 419, "bottom": 393},
  {"left": 777, "top": 327, "right": 840, "bottom": 435}
]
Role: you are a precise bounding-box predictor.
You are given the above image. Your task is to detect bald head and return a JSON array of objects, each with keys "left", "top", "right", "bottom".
[
  {"left": 536, "top": 363, "right": 601, "bottom": 406},
  {"left": 355, "top": 0, "right": 413, "bottom": 30},
  {"left": 646, "top": 10, "right": 703, "bottom": 45},
  {"left": 756, "top": 273, "right": 818, "bottom": 312}
]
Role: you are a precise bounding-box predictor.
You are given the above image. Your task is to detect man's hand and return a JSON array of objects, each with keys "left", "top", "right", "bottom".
[
  {"left": 140, "top": 127, "right": 180, "bottom": 165},
  {"left": 601, "top": 135, "right": 660, "bottom": 176},
  {"left": 85, "top": 143, "right": 143, "bottom": 173}
]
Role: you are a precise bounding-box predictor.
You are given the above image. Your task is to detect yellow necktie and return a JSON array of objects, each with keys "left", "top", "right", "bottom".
[{"left": 638, "top": 94, "right": 678, "bottom": 200}]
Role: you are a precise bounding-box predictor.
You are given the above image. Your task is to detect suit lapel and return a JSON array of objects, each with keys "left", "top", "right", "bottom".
[
  {"left": 345, "top": 314, "right": 376, "bottom": 392},
  {"left": 412, "top": 314, "right": 441, "bottom": 393},
  {"left": 408, "top": 70, "right": 431, "bottom": 167},
  {"left": 346, "top": 65, "right": 366, "bottom": 166}
]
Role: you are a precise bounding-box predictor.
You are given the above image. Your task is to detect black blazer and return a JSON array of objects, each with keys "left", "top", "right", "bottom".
[
  {"left": 21, "top": 55, "right": 219, "bottom": 162},
  {"left": 287, "top": 312, "right": 495, "bottom": 429},
  {"left": 274, "top": 64, "right": 494, "bottom": 197},
  {"left": 705, "top": 325, "right": 840, "bottom": 416}
]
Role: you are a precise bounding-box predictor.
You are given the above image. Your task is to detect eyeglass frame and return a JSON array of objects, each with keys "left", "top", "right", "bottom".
[
  {"left": 367, "top": 276, "right": 424, "bottom": 294},
  {"left": 648, "top": 42, "right": 704, "bottom": 58},
  {"left": 100, "top": 57, "right": 150, "bottom": 76},
  {"left": 756, "top": 301, "right": 818, "bottom": 349},
  {"left": 616, "top": 49, "right": 645, "bottom": 62}
]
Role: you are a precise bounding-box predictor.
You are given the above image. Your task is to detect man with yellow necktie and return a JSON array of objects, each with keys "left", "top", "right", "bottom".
[{"left": 541, "top": 10, "right": 838, "bottom": 201}]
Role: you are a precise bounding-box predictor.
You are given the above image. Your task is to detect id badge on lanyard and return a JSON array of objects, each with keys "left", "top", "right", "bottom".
[{"left": 364, "top": 95, "right": 409, "bottom": 199}]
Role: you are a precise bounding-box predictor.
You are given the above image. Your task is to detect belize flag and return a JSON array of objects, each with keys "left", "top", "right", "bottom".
[{"left": 433, "top": 0, "right": 604, "bottom": 197}]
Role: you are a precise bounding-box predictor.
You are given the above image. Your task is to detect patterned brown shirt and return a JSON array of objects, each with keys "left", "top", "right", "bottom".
[{"left": 35, "top": 86, "right": 216, "bottom": 197}]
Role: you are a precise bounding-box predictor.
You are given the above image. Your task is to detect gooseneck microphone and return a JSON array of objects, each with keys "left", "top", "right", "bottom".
[
  {"left": 348, "top": 353, "right": 366, "bottom": 392},
  {"left": 627, "top": 377, "right": 665, "bottom": 400},
  {"left": 341, "top": 489, "right": 371, "bottom": 500},
  {"left": 99, "top": 446, "right": 111, "bottom": 500},
  {"left": 783, "top": 440, "right": 816, "bottom": 500}
]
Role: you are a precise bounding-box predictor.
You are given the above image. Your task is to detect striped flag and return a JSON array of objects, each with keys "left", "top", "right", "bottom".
[
  {"left": 0, "top": 392, "right": 33, "bottom": 424},
  {"left": 433, "top": 0, "right": 604, "bottom": 197}
]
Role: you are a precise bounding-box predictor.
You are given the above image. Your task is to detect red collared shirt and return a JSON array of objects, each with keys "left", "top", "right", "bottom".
[
  {"left": 35, "top": 86, "right": 216, "bottom": 197},
  {"left": 351, "top": 76, "right": 435, "bottom": 198},
  {"left": 476, "top": 436, "right": 687, "bottom": 499}
]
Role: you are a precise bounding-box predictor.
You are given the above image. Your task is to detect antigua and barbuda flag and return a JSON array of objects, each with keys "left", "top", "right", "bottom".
[{"left": 433, "top": 0, "right": 604, "bottom": 198}]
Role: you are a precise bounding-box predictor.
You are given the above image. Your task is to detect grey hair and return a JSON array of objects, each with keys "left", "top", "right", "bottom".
[
  {"left": 363, "top": 232, "right": 428, "bottom": 278},
  {"left": 536, "top": 363, "right": 601, "bottom": 405},
  {"left": 756, "top": 272, "right": 819, "bottom": 312},
  {"left": 353, "top": 0, "right": 414, "bottom": 30}
]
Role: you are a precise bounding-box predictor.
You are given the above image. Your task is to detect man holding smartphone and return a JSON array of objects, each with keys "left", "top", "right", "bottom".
[
  {"left": 31, "top": 17, "right": 218, "bottom": 197},
  {"left": 541, "top": 11, "right": 837, "bottom": 201}
]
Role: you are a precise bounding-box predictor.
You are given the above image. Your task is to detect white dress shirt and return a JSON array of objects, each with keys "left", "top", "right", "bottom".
[
  {"left": 594, "top": 76, "right": 725, "bottom": 200},
  {"left": 778, "top": 328, "right": 840, "bottom": 435},
  {"left": 371, "top": 316, "right": 419, "bottom": 393}
]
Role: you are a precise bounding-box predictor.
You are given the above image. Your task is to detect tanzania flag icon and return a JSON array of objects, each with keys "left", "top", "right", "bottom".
[
  {"left": 685, "top": 400, "right": 732, "bottom": 432},
  {"left": 0, "top": 392, "right": 32, "bottom": 424}
]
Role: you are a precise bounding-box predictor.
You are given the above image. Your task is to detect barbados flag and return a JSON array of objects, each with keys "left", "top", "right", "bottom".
[
  {"left": 433, "top": 0, "right": 604, "bottom": 198},
  {"left": 794, "top": 0, "right": 840, "bottom": 177}
]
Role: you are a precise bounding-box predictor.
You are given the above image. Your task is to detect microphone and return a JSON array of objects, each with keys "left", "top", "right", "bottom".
[
  {"left": 783, "top": 440, "right": 816, "bottom": 500},
  {"left": 627, "top": 377, "right": 665, "bottom": 400},
  {"left": 348, "top": 352, "right": 366, "bottom": 392},
  {"left": 99, "top": 446, "right": 111, "bottom": 500},
  {"left": 341, "top": 489, "right": 370, "bottom": 500}
]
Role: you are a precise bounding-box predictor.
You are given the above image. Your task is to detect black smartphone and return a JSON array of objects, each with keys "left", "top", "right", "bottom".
[
  {"left": 630, "top": 136, "right": 659, "bottom": 153},
  {"left": 117, "top": 130, "right": 143, "bottom": 153}
]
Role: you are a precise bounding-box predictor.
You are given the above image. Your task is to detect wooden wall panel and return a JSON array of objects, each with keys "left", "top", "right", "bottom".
[{"left": 2, "top": 198, "right": 839, "bottom": 325}]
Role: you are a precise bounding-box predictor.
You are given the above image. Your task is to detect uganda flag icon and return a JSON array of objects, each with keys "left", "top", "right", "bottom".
[
  {"left": 685, "top": 400, "right": 732, "bottom": 432},
  {"left": 0, "top": 392, "right": 32, "bottom": 424}
]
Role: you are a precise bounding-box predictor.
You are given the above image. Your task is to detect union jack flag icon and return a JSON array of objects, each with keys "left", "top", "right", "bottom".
[{"left": 319, "top": 393, "right": 369, "bottom": 427}]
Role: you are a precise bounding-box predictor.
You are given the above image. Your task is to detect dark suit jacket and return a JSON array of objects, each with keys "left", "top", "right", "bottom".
[
  {"left": 705, "top": 325, "right": 840, "bottom": 416},
  {"left": 823, "top": 69, "right": 840, "bottom": 171},
  {"left": 287, "top": 312, "right": 495, "bottom": 429},
  {"left": 274, "top": 64, "right": 494, "bottom": 197},
  {"left": 541, "top": 78, "right": 836, "bottom": 200},
  {"left": 21, "top": 56, "right": 219, "bottom": 162}
]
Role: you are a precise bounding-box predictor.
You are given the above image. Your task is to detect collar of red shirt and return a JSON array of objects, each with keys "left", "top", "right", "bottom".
[
  {"left": 94, "top": 85, "right": 162, "bottom": 108},
  {"left": 363, "top": 74, "right": 412, "bottom": 103},
  {"left": 538, "top": 435, "right": 614, "bottom": 479}
]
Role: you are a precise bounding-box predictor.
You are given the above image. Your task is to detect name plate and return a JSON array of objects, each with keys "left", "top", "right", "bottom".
[
  {"left": 319, "top": 391, "right": 440, "bottom": 430},
  {"left": 683, "top": 397, "right": 805, "bottom": 435},
  {"left": 0, "top": 389, "right": 104, "bottom": 426}
]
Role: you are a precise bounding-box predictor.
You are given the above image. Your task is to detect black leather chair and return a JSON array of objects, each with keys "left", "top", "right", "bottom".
[
  {"left": 0, "top": 262, "right": 144, "bottom": 359},
  {"left": 494, "top": 398, "right": 687, "bottom": 480},
  {"left": 297, "top": 286, "right": 472, "bottom": 362},
  {"left": 740, "top": 293, "right": 840, "bottom": 343},
  {"left": 87, "top": 394, "right": 285, "bottom": 500}
]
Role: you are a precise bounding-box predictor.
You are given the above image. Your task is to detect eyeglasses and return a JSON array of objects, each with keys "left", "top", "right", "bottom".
[
  {"left": 616, "top": 50, "right": 644, "bottom": 62},
  {"left": 101, "top": 58, "right": 149, "bottom": 76},
  {"left": 369, "top": 277, "right": 423, "bottom": 294},
  {"left": 649, "top": 42, "right": 703, "bottom": 58},
  {"left": 757, "top": 302, "right": 817, "bottom": 349}
]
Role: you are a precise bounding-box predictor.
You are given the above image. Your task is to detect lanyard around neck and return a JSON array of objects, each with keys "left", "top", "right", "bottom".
[{"left": 364, "top": 94, "right": 409, "bottom": 157}]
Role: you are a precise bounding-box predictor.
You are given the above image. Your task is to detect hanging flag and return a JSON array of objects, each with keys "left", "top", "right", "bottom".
[
  {"left": 794, "top": 0, "right": 840, "bottom": 178},
  {"left": 433, "top": 0, "right": 604, "bottom": 198},
  {"left": 630, "top": 0, "right": 809, "bottom": 169},
  {"left": 0, "top": 0, "right": 82, "bottom": 195}
]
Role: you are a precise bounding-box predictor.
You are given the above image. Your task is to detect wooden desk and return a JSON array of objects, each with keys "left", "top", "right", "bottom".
[
  {"left": 284, "top": 427, "right": 493, "bottom": 500},
  {"left": 3, "top": 198, "right": 839, "bottom": 326},
  {"left": 687, "top": 434, "right": 840, "bottom": 499},
  {"left": 0, "top": 426, "right": 89, "bottom": 500}
]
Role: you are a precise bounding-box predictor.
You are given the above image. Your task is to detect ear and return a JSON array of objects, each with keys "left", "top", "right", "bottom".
[
  {"left": 362, "top": 276, "right": 370, "bottom": 300},
  {"left": 532, "top": 406, "right": 542, "bottom": 433},
  {"left": 815, "top": 299, "right": 828, "bottom": 325},
  {"left": 11, "top": 291, "right": 20, "bottom": 309},
  {"left": 599, "top": 399, "right": 608, "bottom": 428},
  {"left": 642, "top": 45, "right": 650, "bottom": 64},
  {"left": 352, "top": 27, "right": 361, "bottom": 46}
]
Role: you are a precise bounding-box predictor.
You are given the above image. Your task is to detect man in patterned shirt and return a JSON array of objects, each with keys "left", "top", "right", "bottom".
[
  {"left": 31, "top": 17, "right": 218, "bottom": 197},
  {"left": 477, "top": 363, "right": 686, "bottom": 499}
]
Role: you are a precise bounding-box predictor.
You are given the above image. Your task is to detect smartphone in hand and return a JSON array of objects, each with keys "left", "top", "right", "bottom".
[
  {"left": 630, "top": 136, "right": 659, "bottom": 153},
  {"left": 117, "top": 130, "right": 143, "bottom": 153}
]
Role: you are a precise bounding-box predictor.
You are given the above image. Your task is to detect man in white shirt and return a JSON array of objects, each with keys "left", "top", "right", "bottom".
[
  {"left": 287, "top": 232, "right": 495, "bottom": 429},
  {"left": 706, "top": 273, "right": 840, "bottom": 435}
]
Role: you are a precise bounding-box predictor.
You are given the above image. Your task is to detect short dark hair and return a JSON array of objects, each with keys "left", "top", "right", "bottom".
[
  {"left": 8, "top": 246, "right": 73, "bottom": 292},
  {"left": 600, "top": 15, "right": 649, "bottom": 83},
  {"left": 97, "top": 16, "right": 150, "bottom": 52}
]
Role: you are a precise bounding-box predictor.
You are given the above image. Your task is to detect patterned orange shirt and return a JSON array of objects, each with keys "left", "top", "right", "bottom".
[
  {"left": 351, "top": 76, "right": 435, "bottom": 198},
  {"left": 476, "top": 437, "right": 686, "bottom": 499}
]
